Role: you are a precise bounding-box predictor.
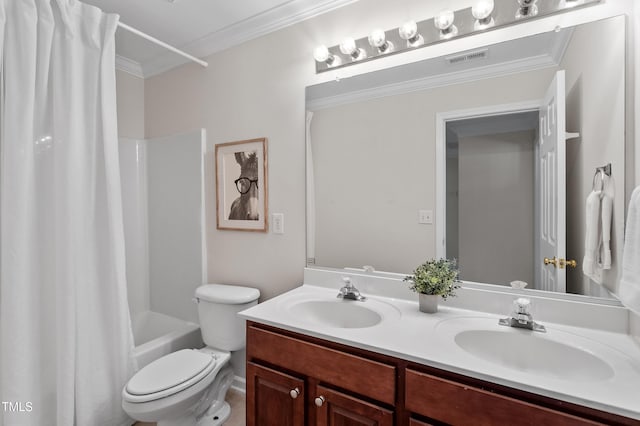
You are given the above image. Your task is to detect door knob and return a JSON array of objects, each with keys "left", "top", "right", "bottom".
[
  {"left": 560, "top": 258, "right": 577, "bottom": 268},
  {"left": 544, "top": 257, "right": 577, "bottom": 269},
  {"left": 314, "top": 396, "right": 325, "bottom": 407},
  {"left": 289, "top": 388, "right": 300, "bottom": 399}
]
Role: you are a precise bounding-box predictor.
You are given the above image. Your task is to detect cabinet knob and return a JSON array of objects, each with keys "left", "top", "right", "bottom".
[
  {"left": 289, "top": 388, "right": 300, "bottom": 399},
  {"left": 314, "top": 396, "right": 325, "bottom": 407}
]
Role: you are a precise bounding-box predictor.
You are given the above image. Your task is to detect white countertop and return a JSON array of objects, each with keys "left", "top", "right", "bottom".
[{"left": 240, "top": 284, "right": 640, "bottom": 420}]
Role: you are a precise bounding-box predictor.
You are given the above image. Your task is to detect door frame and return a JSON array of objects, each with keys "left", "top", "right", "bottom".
[{"left": 435, "top": 100, "right": 541, "bottom": 283}]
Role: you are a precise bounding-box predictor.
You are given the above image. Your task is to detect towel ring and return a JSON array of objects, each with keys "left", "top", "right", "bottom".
[
  {"left": 592, "top": 163, "right": 612, "bottom": 192},
  {"left": 592, "top": 169, "right": 605, "bottom": 192}
]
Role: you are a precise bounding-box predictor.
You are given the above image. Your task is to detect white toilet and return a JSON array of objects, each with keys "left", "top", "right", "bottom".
[{"left": 122, "top": 284, "right": 260, "bottom": 426}]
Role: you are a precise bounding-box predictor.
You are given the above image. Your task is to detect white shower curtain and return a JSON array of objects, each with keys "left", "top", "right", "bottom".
[{"left": 0, "top": 1, "right": 136, "bottom": 425}]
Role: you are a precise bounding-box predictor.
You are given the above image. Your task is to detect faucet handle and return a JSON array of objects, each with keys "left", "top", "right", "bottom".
[{"left": 513, "top": 297, "right": 531, "bottom": 315}]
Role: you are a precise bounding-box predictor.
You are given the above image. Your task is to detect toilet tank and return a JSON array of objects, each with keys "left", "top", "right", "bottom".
[{"left": 195, "top": 284, "right": 260, "bottom": 351}]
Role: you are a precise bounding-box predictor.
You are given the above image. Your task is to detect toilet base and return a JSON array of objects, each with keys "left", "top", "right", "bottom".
[{"left": 198, "top": 401, "right": 231, "bottom": 426}]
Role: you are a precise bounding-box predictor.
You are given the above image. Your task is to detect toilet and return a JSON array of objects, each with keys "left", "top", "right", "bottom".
[{"left": 122, "top": 284, "right": 260, "bottom": 426}]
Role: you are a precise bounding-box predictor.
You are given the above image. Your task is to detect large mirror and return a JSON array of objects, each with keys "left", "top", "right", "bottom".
[{"left": 306, "top": 16, "right": 626, "bottom": 300}]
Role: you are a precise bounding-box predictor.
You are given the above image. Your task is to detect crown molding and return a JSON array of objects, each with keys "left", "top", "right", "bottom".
[
  {"left": 141, "top": 0, "right": 358, "bottom": 78},
  {"left": 306, "top": 54, "right": 559, "bottom": 111},
  {"left": 116, "top": 55, "right": 145, "bottom": 79},
  {"left": 549, "top": 27, "right": 574, "bottom": 64}
]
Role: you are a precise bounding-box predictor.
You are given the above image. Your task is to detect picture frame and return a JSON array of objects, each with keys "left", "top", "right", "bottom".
[{"left": 215, "top": 138, "right": 268, "bottom": 232}]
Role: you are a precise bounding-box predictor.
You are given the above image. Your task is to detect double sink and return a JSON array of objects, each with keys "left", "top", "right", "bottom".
[
  {"left": 285, "top": 291, "right": 626, "bottom": 383},
  {"left": 241, "top": 283, "right": 640, "bottom": 419}
]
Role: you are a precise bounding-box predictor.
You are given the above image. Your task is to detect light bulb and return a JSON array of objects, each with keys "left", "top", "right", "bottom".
[
  {"left": 313, "top": 45, "right": 341, "bottom": 67},
  {"left": 472, "top": 0, "right": 494, "bottom": 30},
  {"left": 472, "top": 0, "right": 494, "bottom": 20},
  {"left": 434, "top": 10, "right": 458, "bottom": 39},
  {"left": 399, "top": 21, "right": 417, "bottom": 40},
  {"left": 368, "top": 29, "right": 386, "bottom": 47},
  {"left": 339, "top": 37, "right": 366, "bottom": 61},
  {"left": 516, "top": 0, "right": 538, "bottom": 18},
  {"left": 434, "top": 10, "right": 455, "bottom": 30},
  {"left": 368, "top": 29, "right": 393, "bottom": 54},
  {"left": 399, "top": 21, "right": 424, "bottom": 48},
  {"left": 563, "top": 0, "right": 581, "bottom": 7},
  {"left": 339, "top": 37, "right": 357, "bottom": 55},
  {"left": 313, "top": 45, "right": 330, "bottom": 62}
]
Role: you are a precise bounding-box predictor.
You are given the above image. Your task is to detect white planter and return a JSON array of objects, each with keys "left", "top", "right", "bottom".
[{"left": 418, "top": 293, "right": 439, "bottom": 313}]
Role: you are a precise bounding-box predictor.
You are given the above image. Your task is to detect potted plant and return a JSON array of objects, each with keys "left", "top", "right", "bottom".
[{"left": 404, "top": 258, "right": 461, "bottom": 313}]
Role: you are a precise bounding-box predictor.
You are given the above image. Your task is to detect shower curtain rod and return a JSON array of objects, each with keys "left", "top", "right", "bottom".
[{"left": 117, "top": 22, "right": 209, "bottom": 68}]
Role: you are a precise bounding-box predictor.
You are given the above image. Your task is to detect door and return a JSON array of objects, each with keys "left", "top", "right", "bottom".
[
  {"left": 247, "top": 362, "right": 305, "bottom": 426},
  {"left": 314, "top": 385, "right": 393, "bottom": 426},
  {"left": 538, "top": 70, "right": 567, "bottom": 292}
]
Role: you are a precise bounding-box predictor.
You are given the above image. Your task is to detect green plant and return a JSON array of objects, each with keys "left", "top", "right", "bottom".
[{"left": 404, "top": 258, "right": 461, "bottom": 299}]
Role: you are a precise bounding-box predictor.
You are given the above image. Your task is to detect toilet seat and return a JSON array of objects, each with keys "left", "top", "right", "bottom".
[{"left": 124, "top": 349, "right": 217, "bottom": 403}]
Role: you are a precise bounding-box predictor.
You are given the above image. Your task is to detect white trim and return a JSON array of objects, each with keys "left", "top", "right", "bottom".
[
  {"left": 115, "top": 55, "right": 144, "bottom": 79},
  {"left": 200, "top": 129, "right": 208, "bottom": 285},
  {"left": 549, "top": 27, "right": 574, "bottom": 64},
  {"left": 307, "top": 54, "right": 558, "bottom": 111},
  {"left": 142, "top": 0, "right": 358, "bottom": 78},
  {"left": 435, "top": 100, "right": 542, "bottom": 259},
  {"left": 231, "top": 376, "right": 246, "bottom": 394}
]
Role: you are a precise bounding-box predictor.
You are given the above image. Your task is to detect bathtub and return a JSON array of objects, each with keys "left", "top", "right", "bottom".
[{"left": 132, "top": 310, "right": 203, "bottom": 369}]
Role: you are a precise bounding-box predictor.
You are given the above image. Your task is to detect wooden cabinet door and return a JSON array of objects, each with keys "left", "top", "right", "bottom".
[
  {"left": 409, "top": 419, "right": 435, "bottom": 426},
  {"left": 405, "top": 369, "right": 601, "bottom": 426},
  {"left": 247, "top": 362, "right": 305, "bottom": 426},
  {"left": 314, "top": 385, "right": 393, "bottom": 426}
]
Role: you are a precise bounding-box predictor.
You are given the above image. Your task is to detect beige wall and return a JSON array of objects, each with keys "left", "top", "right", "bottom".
[
  {"left": 562, "top": 17, "right": 626, "bottom": 296},
  {"left": 310, "top": 70, "right": 551, "bottom": 274},
  {"left": 116, "top": 70, "right": 145, "bottom": 139},
  {"left": 143, "top": 0, "right": 634, "bottom": 305},
  {"left": 145, "top": 26, "right": 310, "bottom": 301}
]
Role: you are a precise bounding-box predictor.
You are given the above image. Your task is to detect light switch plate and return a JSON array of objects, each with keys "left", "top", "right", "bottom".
[
  {"left": 419, "top": 210, "right": 433, "bottom": 224},
  {"left": 272, "top": 213, "right": 284, "bottom": 234}
]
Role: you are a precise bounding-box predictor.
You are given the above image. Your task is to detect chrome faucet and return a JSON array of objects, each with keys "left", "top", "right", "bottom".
[
  {"left": 498, "top": 297, "right": 546, "bottom": 332},
  {"left": 337, "top": 277, "right": 366, "bottom": 301}
]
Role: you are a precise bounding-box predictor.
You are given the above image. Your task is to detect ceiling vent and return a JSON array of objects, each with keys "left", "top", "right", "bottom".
[{"left": 446, "top": 48, "right": 489, "bottom": 65}]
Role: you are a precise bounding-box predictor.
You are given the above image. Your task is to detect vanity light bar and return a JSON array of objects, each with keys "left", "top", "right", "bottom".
[{"left": 314, "top": 0, "right": 601, "bottom": 73}]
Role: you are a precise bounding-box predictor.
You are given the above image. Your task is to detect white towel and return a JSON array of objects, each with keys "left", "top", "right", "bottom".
[
  {"left": 619, "top": 186, "right": 640, "bottom": 313},
  {"left": 582, "top": 175, "right": 613, "bottom": 283},
  {"left": 583, "top": 189, "right": 602, "bottom": 278}
]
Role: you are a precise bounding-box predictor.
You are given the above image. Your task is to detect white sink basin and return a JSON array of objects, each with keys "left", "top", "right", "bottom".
[
  {"left": 454, "top": 329, "right": 614, "bottom": 381},
  {"left": 288, "top": 300, "right": 382, "bottom": 328},
  {"left": 437, "top": 317, "right": 623, "bottom": 382},
  {"left": 283, "top": 295, "right": 401, "bottom": 329}
]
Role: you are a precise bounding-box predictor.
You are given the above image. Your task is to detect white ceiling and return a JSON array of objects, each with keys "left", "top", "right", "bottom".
[{"left": 82, "top": 0, "right": 358, "bottom": 78}]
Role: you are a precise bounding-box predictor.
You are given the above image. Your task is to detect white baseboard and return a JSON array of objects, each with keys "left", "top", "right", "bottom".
[{"left": 231, "top": 376, "right": 246, "bottom": 394}]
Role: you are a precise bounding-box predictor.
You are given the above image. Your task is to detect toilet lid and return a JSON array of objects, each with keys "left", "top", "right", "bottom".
[{"left": 126, "top": 349, "right": 216, "bottom": 397}]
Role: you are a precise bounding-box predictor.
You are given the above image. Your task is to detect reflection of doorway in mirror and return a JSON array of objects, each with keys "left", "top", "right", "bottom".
[
  {"left": 444, "top": 109, "right": 541, "bottom": 289},
  {"left": 440, "top": 73, "right": 570, "bottom": 293}
]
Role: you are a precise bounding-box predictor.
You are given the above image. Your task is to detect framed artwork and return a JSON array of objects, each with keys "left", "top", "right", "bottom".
[{"left": 215, "top": 138, "right": 268, "bottom": 232}]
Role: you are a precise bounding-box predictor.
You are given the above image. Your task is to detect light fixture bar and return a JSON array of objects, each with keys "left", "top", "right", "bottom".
[{"left": 314, "top": 0, "right": 600, "bottom": 73}]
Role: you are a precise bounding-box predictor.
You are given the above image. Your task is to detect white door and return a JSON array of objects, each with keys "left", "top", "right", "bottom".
[{"left": 538, "top": 70, "right": 566, "bottom": 292}]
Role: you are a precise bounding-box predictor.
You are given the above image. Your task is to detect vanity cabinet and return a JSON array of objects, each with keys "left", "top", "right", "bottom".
[
  {"left": 405, "top": 369, "right": 600, "bottom": 426},
  {"left": 246, "top": 321, "right": 639, "bottom": 426},
  {"left": 314, "top": 385, "right": 393, "bottom": 426},
  {"left": 246, "top": 323, "right": 396, "bottom": 426},
  {"left": 247, "top": 362, "right": 305, "bottom": 425}
]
